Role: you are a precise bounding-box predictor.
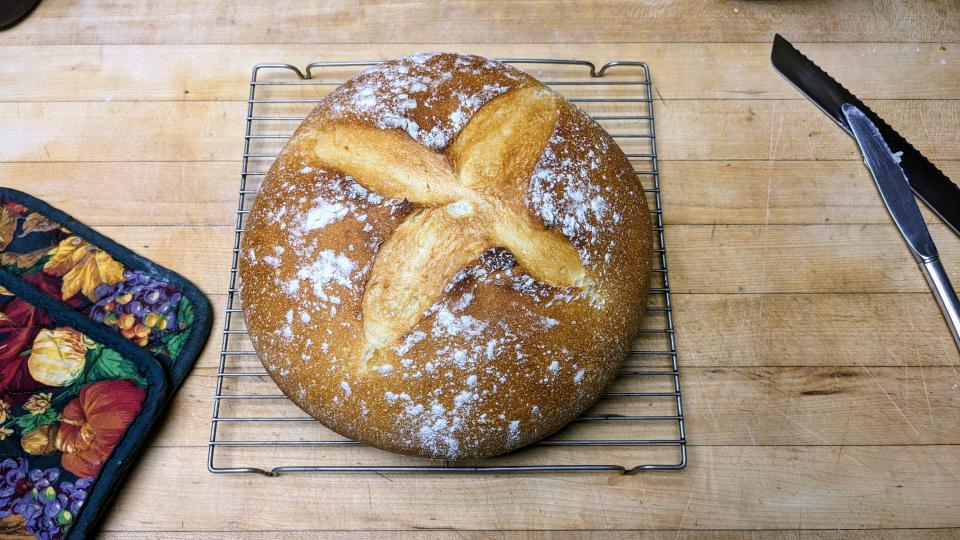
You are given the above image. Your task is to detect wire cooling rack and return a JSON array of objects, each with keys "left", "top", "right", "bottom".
[{"left": 208, "top": 58, "right": 686, "bottom": 475}]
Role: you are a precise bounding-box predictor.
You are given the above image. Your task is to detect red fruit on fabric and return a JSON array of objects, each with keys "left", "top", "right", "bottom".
[{"left": 56, "top": 379, "right": 146, "bottom": 477}]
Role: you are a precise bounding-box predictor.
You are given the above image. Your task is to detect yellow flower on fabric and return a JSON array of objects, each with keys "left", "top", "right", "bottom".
[
  {"left": 28, "top": 328, "right": 88, "bottom": 387},
  {"left": 19, "top": 212, "right": 59, "bottom": 237},
  {"left": 0, "top": 428, "right": 12, "bottom": 441},
  {"left": 24, "top": 393, "right": 53, "bottom": 415},
  {"left": 21, "top": 424, "right": 58, "bottom": 456},
  {"left": 0, "top": 206, "right": 15, "bottom": 251},
  {"left": 43, "top": 236, "right": 125, "bottom": 301},
  {"left": 0, "top": 248, "right": 51, "bottom": 271},
  {"left": 0, "top": 401, "right": 9, "bottom": 423}
]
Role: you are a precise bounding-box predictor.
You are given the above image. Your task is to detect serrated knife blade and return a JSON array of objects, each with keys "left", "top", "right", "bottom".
[
  {"left": 771, "top": 34, "right": 960, "bottom": 237},
  {"left": 843, "top": 103, "right": 960, "bottom": 351}
]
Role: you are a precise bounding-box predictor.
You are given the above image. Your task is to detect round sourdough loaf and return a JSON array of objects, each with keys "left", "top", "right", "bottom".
[{"left": 239, "top": 53, "right": 652, "bottom": 459}]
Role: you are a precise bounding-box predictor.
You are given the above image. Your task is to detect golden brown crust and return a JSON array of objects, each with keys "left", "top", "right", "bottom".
[{"left": 239, "top": 53, "right": 651, "bottom": 459}]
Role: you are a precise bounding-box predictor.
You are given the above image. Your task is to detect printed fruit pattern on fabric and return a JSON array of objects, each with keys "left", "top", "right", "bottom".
[
  {"left": 0, "top": 200, "right": 195, "bottom": 361},
  {"left": 0, "top": 298, "right": 148, "bottom": 539}
]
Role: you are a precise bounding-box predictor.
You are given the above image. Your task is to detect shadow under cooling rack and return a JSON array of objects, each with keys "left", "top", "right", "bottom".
[{"left": 208, "top": 58, "right": 686, "bottom": 475}]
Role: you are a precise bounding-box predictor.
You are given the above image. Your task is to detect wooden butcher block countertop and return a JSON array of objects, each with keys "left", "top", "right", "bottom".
[{"left": 2, "top": 1, "right": 960, "bottom": 537}]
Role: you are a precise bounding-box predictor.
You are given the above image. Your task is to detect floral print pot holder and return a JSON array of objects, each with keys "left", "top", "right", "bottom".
[{"left": 0, "top": 188, "right": 213, "bottom": 539}]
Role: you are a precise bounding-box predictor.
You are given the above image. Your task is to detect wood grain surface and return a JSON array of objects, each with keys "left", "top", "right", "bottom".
[{"left": 1, "top": 0, "right": 959, "bottom": 537}]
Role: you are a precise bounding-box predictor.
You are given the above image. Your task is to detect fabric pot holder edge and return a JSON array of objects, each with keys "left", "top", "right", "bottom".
[
  {"left": 0, "top": 187, "right": 214, "bottom": 538},
  {"left": 0, "top": 273, "right": 169, "bottom": 539},
  {"left": 0, "top": 187, "right": 213, "bottom": 392}
]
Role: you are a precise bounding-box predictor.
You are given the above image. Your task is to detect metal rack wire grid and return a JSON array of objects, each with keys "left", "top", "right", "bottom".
[{"left": 208, "top": 58, "right": 686, "bottom": 475}]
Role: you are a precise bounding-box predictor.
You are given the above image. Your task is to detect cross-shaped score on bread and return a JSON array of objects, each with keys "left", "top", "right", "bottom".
[{"left": 303, "top": 86, "right": 596, "bottom": 362}]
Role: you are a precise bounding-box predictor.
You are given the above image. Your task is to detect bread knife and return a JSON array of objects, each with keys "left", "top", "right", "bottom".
[
  {"left": 771, "top": 34, "right": 960, "bottom": 237},
  {"left": 843, "top": 103, "right": 960, "bottom": 351}
]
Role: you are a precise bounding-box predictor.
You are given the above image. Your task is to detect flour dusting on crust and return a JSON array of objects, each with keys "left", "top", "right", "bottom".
[
  {"left": 323, "top": 53, "right": 529, "bottom": 150},
  {"left": 527, "top": 106, "right": 627, "bottom": 271}
]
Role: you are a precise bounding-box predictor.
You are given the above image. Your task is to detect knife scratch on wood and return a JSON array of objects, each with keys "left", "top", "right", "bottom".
[
  {"left": 856, "top": 360, "right": 921, "bottom": 438},
  {"left": 905, "top": 303, "right": 936, "bottom": 426},
  {"left": 758, "top": 109, "right": 784, "bottom": 347},
  {"left": 674, "top": 491, "right": 694, "bottom": 540}
]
